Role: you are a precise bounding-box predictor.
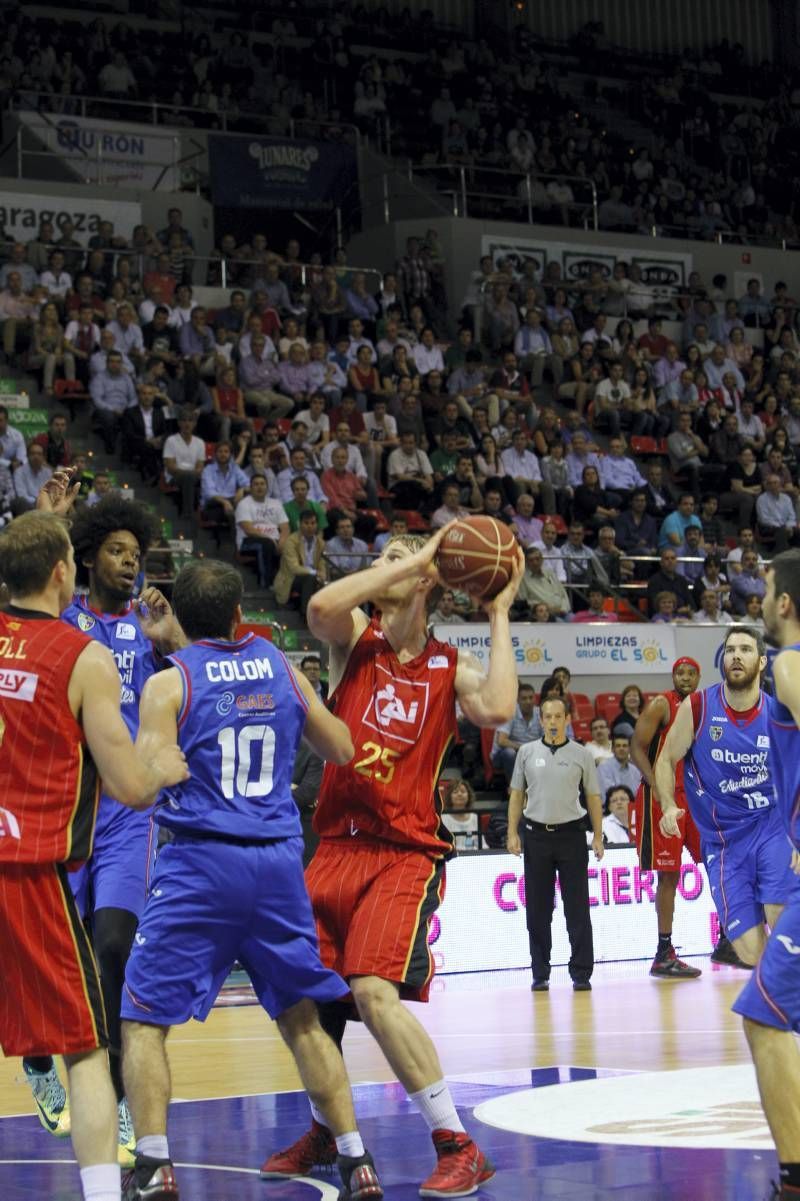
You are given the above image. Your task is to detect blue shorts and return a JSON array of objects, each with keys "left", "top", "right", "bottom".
[
  {"left": 121, "top": 834, "right": 348, "bottom": 1026},
  {"left": 703, "top": 808, "right": 799, "bottom": 939},
  {"left": 733, "top": 892, "right": 800, "bottom": 1031},
  {"left": 70, "top": 797, "right": 155, "bottom": 920}
]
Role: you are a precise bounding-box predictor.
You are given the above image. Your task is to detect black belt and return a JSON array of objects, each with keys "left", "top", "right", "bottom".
[
  {"left": 171, "top": 830, "right": 285, "bottom": 848},
  {"left": 525, "top": 817, "right": 585, "bottom": 833}
]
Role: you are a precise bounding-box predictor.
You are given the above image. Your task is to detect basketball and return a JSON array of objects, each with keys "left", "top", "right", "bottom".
[{"left": 436, "top": 516, "right": 518, "bottom": 599}]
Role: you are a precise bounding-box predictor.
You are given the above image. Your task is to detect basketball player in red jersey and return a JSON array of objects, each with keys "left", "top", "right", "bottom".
[
  {"left": 262, "top": 528, "right": 523, "bottom": 1197},
  {"left": 630, "top": 657, "right": 705, "bottom": 978},
  {"left": 0, "top": 511, "right": 187, "bottom": 1201}
]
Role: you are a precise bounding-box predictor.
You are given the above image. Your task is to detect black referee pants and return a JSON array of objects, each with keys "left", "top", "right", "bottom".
[{"left": 523, "top": 817, "right": 594, "bottom": 984}]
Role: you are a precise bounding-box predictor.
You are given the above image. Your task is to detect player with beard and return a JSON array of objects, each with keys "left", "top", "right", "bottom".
[
  {"left": 22, "top": 495, "right": 185, "bottom": 1164},
  {"left": 262, "top": 528, "right": 523, "bottom": 1197},
  {"left": 732, "top": 553, "right": 800, "bottom": 1200},
  {"left": 631, "top": 657, "right": 706, "bottom": 978},
  {"left": 656, "top": 626, "right": 797, "bottom": 971}
]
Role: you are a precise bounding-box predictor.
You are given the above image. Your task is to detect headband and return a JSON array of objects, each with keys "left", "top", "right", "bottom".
[{"left": 672, "top": 656, "right": 700, "bottom": 674}]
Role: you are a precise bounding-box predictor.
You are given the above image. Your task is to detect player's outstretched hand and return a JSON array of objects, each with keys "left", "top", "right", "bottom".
[
  {"left": 134, "top": 587, "right": 183, "bottom": 649},
  {"left": 591, "top": 832, "right": 605, "bottom": 861},
  {"left": 406, "top": 521, "right": 458, "bottom": 583},
  {"left": 658, "top": 806, "right": 685, "bottom": 839},
  {"left": 154, "top": 744, "right": 190, "bottom": 789},
  {"left": 482, "top": 544, "right": 525, "bottom": 617},
  {"left": 36, "top": 466, "right": 80, "bottom": 515}
]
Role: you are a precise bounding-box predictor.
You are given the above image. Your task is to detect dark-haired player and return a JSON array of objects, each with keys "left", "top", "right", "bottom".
[
  {"left": 656, "top": 626, "right": 796, "bottom": 969},
  {"left": 22, "top": 496, "right": 184, "bottom": 1163},
  {"left": 631, "top": 657, "right": 705, "bottom": 978},
  {"left": 733, "top": 552, "right": 800, "bottom": 1200},
  {"left": 120, "top": 560, "right": 383, "bottom": 1201},
  {"left": 262, "top": 529, "right": 523, "bottom": 1197}
]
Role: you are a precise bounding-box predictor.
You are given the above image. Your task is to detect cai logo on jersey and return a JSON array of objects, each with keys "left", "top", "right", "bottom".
[{"left": 362, "top": 664, "right": 430, "bottom": 746}]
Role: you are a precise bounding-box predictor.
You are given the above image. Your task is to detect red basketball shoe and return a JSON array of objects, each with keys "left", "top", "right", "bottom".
[
  {"left": 418, "top": 1130, "right": 495, "bottom": 1197},
  {"left": 260, "top": 1119, "right": 337, "bottom": 1178}
]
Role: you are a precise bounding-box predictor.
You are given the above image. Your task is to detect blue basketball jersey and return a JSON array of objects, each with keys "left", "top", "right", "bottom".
[
  {"left": 158, "top": 633, "right": 307, "bottom": 840},
  {"left": 769, "top": 640, "right": 800, "bottom": 851},
  {"left": 683, "top": 682, "right": 776, "bottom": 842},
  {"left": 61, "top": 597, "right": 158, "bottom": 738}
]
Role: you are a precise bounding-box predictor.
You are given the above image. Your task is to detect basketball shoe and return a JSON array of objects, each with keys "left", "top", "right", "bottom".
[
  {"left": 122, "top": 1156, "right": 179, "bottom": 1200},
  {"left": 649, "top": 946, "right": 701, "bottom": 979},
  {"left": 711, "top": 934, "right": 753, "bottom": 969},
  {"left": 23, "top": 1061, "right": 70, "bottom": 1137},
  {"left": 337, "top": 1151, "right": 384, "bottom": 1199},
  {"left": 419, "top": 1129, "right": 495, "bottom": 1197},
  {"left": 260, "top": 1119, "right": 337, "bottom": 1177},
  {"left": 118, "top": 1098, "right": 137, "bottom": 1168}
]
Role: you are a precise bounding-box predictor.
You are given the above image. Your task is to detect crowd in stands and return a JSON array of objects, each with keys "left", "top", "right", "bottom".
[
  {"left": 0, "top": 205, "right": 796, "bottom": 622},
  {"left": 4, "top": 6, "right": 800, "bottom": 244}
]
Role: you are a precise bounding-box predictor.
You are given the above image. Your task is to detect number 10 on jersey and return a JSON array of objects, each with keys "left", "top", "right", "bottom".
[{"left": 218, "top": 725, "right": 276, "bottom": 799}]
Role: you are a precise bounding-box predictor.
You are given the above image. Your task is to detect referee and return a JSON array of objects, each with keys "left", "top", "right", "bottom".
[{"left": 507, "top": 696, "right": 604, "bottom": 992}]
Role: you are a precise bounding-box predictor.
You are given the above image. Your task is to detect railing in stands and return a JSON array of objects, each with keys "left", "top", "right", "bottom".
[
  {"left": 397, "top": 163, "right": 599, "bottom": 232},
  {"left": 24, "top": 243, "right": 384, "bottom": 294},
  {"left": 8, "top": 90, "right": 362, "bottom": 147}
]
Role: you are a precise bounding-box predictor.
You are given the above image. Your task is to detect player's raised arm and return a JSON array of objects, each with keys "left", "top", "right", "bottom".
[
  {"left": 454, "top": 547, "right": 524, "bottom": 727},
  {"left": 653, "top": 695, "right": 695, "bottom": 835},
  {"left": 307, "top": 523, "right": 455, "bottom": 649},
  {"left": 631, "top": 694, "right": 668, "bottom": 788},
  {"left": 73, "top": 643, "right": 188, "bottom": 808},
  {"left": 773, "top": 649, "right": 800, "bottom": 728},
  {"left": 292, "top": 667, "right": 354, "bottom": 765}
]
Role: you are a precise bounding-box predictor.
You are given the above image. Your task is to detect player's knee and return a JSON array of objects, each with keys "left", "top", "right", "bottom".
[
  {"left": 350, "top": 977, "right": 397, "bottom": 1027},
  {"left": 276, "top": 997, "right": 319, "bottom": 1045}
]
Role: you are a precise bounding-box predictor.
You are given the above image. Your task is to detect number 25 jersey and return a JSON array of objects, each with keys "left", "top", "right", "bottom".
[{"left": 315, "top": 617, "right": 458, "bottom": 856}]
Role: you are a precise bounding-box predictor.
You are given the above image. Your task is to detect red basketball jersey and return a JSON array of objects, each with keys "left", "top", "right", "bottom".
[
  {"left": 315, "top": 617, "right": 459, "bottom": 855},
  {"left": 647, "top": 689, "right": 686, "bottom": 798},
  {"left": 0, "top": 607, "right": 99, "bottom": 865}
]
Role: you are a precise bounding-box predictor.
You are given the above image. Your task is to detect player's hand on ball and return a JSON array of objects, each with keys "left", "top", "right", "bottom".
[
  {"left": 408, "top": 521, "right": 458, "bottom": 583},
  {"left": 659, "top": 806, "right": 684, "bottom": 839},
  {"left": 481, "top": 544, "right": 525, "bottom": 616}
]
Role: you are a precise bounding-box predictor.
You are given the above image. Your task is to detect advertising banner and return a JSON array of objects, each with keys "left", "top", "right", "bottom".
[
  {"left": 0, "top": 190, "right": 142, "bottom": 242},
  {"left": 208, "top": 135, "right": 357, "bottom": 210},
  {"left": 481, "top": 232, "right": 692, "bottom": 290},
  {"left": 433, "top": 622, "right": 676, "bottom": 677},
  {"left": 431, "top": 848, "right": 716, "bottom": 974},
  {"left": 19, "top": 113, "right": 179, "bottom": 190}
]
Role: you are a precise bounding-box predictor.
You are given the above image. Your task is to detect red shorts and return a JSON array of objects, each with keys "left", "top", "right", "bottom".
[
  {"left": 306, "top": 839, "right": 445, "bottom": 1003},
  {"left": 0, "top": 862, "right": 108, "bottom": 1057},
  {"left": 631, "top": 783, "right": 701, "bottom": 873}
]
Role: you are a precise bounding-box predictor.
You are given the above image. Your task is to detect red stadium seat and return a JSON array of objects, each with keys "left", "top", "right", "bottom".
[
  {"left": 571, "top": 719, "right": 593, "bottom": 743},
  {"left": 594, "top": 691, "right": 622, "bottom": 723},
  {"left": 235, "top": 622, "right": 274, "bottom": 642},
  {"left": 629, "top": 435, "right": 659, "bottom": 456},
  {"left": 570, "top": 692, "right": 594, "bottom": 722},
  {"left": 393, "top": 509, "right": 431, "bottom": 532},
  {"left": 480, "top": 727, "right": 505, "bottom": 789}
]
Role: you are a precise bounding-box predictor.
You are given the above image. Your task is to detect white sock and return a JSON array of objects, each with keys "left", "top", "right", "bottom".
[
  {"left": 335, "top": 1131, "right": 365, "bottom": 1158},
  {"left": 79, "top": 1163, "right": 121, "bottom": 1201},
  {"left": 136, "top": 1135, "right": 170, "bottom": 1161},
  {"left": 309, "top": 1100, "right": 329, "bottom": 1128},
  {"left": 409, "top": 1080, "right": 465, "bottom": 1134}
]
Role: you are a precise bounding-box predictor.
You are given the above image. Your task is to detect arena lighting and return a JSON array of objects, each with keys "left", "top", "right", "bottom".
[{"left": 511, "top": 0, "right": 527, "bottom": 12}]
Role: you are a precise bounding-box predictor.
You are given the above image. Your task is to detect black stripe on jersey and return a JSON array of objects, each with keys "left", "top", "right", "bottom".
[
  {"left": 54, "top": 863, "right": 109, "bottom": 1048},
  {"left": 403, "top": 859, "right": 446, "bottom": 992},
  {"left": 65, "top": 745, "right": 100, "bottom": 864}
]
